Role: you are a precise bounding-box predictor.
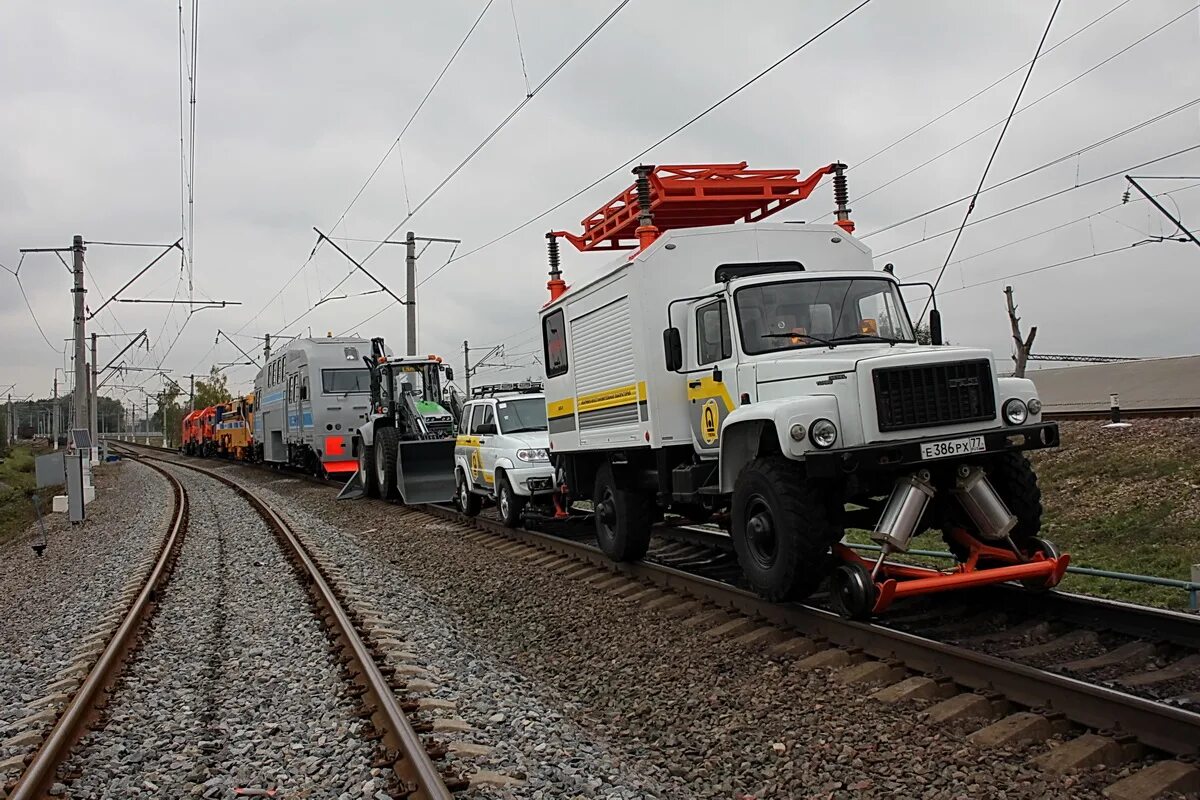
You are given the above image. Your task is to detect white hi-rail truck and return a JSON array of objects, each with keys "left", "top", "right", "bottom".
[{"left": 538, "top": 162, "right": 1067, "bottom": 618}]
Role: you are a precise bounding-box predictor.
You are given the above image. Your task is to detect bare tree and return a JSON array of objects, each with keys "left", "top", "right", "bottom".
[{"left": 1004, "top": 285, "right": 1037, "bottom": 378}]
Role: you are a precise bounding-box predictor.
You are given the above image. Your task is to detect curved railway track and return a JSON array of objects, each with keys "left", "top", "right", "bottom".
[
  {"left": 113, "top": 441, "right": 1200, "bottom": 793},
  {"left": 9, "top": 447, "right": 458, "bottom": 800}
]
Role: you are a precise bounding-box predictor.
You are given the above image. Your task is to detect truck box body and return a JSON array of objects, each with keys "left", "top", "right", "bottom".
[{"left": 543, "top": 223, "right": 876, "bottom": 455}]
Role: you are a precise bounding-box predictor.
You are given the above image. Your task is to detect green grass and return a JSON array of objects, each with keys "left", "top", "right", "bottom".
[{"left": 0, "top": 444, "right": 56, "bottom": 547}]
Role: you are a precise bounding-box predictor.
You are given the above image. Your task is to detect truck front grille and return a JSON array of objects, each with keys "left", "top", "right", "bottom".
[{"left": 873, "top": 359, "right": 995, "bottom": 432}]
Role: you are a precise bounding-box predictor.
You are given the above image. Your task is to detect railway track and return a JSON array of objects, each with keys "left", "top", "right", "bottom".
[
  {"left": 9, "top": 446, "right": 459, "bottom": 800},
  {"left": 113, "top": 441, "right": 1200, "bottom": 796},
  {"left": 1043, "top": 406, "right": 1200, "bottom": 421}
]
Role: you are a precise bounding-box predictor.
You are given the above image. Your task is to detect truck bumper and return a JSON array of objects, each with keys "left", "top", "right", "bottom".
[
  {"left": 503, "top": 464, "right": 556, "bottom": 497},
  {"left": 805, "top": 422, "right": 1059, "bottom": 478}
]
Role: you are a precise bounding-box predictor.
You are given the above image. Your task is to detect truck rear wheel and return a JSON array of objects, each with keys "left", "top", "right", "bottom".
[
  {"left": 375, "top": 427, "right": 400, "bottom": 500},
  {"left": 731, "top": 457, "right": 839, "bottom": 602},
  {"left": 593, "top": 463, "right": 653, "bottom": 561}
]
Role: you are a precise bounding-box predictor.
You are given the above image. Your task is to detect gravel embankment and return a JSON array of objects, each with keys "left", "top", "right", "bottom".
[
  {"left": 64, "top": 463, "right": 378, "bottom": 799},
  {"left": 0, "top": 460, "right": 168, "bottom": 765},
  {"left": 226, "top": 465, "right": 1116, "bottom": 800}
]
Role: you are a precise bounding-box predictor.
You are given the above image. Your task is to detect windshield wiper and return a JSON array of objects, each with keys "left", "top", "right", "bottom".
[
  {"left": 504, "top": 426, "right": 547, "bottom": 434},
  {"left": 829, "top": 333, "right": 905, "bottom": 346},
  {"left": 760, "top": 332, "right": 837, "bottom": 348}
]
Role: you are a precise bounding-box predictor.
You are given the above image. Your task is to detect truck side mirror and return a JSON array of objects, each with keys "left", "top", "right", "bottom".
[
  {"left": 929, "top": 309, "right": 943, "bottom": 346},
  {"left": 445, "top": 367, "right": 454, "bottom": 381},
  {"left": 663, "top": 327, "right": 683, "bottom": 371}
]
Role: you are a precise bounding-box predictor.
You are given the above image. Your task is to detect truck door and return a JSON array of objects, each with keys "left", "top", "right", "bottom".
[
  {"left": 688, "top": 298, "right": 738, "bottom": 455},
  {"left": 477, "top": 403, "right": 499, "bottom": 492}
]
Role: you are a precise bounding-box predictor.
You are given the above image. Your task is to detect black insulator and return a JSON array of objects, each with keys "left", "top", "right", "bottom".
[
  {"left": 833, "top": 166, "right": 849, "bottom": 207},
  {"left": 546, "top": 232, "right": 561, "bottom": 273},
  {"left": 633, "top": 165, "right": 655, "bottom": 222}
]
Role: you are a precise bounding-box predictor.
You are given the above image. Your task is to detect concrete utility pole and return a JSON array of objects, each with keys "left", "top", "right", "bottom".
[
  {"left": 90, "top": 332, "right": 99, "bottom": 445},
  {"left": 463, "top": 340, "right": 470, "bottom": 396},
  {"left": 5, "top": 393, "right": 11, "bottom": 445},
  {"left": 72, "top": 235, "right": 87, "bottom": 432},
  {"left": 190, "top": 375, "right": 196, "bottom": 412},
  {"left": 406, "top": 231, "right": 417, "bottom": 356},
  {"left": 1004, "top": 285, "right": 1037, "bottom": 379},
  {"left": 264, "top": 333, "right": 271, "bottom": 362},
  {"left": 53, "top": 373, "right": 59, "bottom": 449}
]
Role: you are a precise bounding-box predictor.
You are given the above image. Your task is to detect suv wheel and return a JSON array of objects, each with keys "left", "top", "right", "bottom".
[
  {"left": 457, "top": 469, "right": 481, "bottom": 516},
  {"left": 497, "top": 475, "right": 524, "bottom": 528}
]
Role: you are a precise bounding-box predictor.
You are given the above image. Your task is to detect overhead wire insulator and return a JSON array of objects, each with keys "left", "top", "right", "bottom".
[
  {"left": 831, "top": 162, "right": 855, "bottom": 234},
  {"left": 632, "top": 165, "right": 660, "bottom": 249}
]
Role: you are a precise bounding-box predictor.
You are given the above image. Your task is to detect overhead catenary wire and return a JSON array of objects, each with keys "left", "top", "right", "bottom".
[
  {"left": 861, "top": 1, "right": 1196, "bottom": 227},
  {"left": 404, "top": 0, "right": 879, "bottom": 300},
  {"left": 870, "top": 144, "right": 1200, "bottom": 261}
]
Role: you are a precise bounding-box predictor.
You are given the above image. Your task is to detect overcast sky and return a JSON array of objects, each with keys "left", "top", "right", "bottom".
[{"left": 2, "top": 0, "right": 1198, "bottom": 406}]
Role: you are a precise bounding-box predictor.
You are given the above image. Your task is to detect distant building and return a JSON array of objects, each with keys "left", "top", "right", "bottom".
[{"left": 1028, "top": 355, "right": 1200, "bottom": 414}]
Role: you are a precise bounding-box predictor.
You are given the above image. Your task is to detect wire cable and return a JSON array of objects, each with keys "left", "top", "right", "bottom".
[
  {"left": 408, "top": 0, "right": 878, "bottom": 297},
  {"left": 871, "top": 144, "right": 1200, "bottom": 260}
]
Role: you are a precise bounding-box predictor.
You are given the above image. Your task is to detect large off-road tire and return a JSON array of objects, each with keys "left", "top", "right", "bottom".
[
  {"left": 358, "top": 437, "right": 379, "bottom": 498},
  {"left": 942, "top": 452, "right": 1043, "bottom": 558},
  {"left": 593, "top": 462, "right": 653, "bottom": 562},
  {"left": 374, "top": 427, "right": 400, "bottom": 500},
  {"left": 497, "top": 474, "right": 525, "bottom": 528},
  {"left": 457, "top": 468, "right": 481, "bottom": 516},
  {"left": 731, "top": 456, "right": 841, "bottom": 602}
]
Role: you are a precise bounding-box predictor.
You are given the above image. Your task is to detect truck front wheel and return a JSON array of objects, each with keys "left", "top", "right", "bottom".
[
  {"left": 731, "top": 457, "right": 839, "bottom": 602},
  {"left": 593, "top": 463, "right": 653, "bottom": 561}
]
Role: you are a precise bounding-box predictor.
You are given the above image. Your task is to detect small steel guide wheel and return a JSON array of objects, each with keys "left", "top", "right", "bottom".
[
  {"left": 830, "top": 562, "right": 878, "bottom": 620},
  {"left": 1021, "top": 536, "right": 1061, "bottom": 591}
]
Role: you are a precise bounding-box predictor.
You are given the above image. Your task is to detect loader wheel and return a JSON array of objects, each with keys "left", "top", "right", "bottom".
[
  {"left": 358, "top": 438, "right": 379, "bottom": 498},
  {"left": 457, "top": 469, "right": 481, "bottom": 517},
  {"left": 731, "top": 457, "right": 840, "bottom": 602},
  {"left": 593, "top": 463, "right": 653, "bottom": 561},
  {"left": 942, "top": 452, "right": 1043, "bottom": 560},
  {"left": 375, "top": 427, "right": 400, "bottom": 500},
  {"left": 497, "top": 475, "right": 524, "bottom": 528}
]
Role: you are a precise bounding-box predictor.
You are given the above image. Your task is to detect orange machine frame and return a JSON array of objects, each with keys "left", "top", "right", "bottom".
[{"left": 555, "top": 162, "right": 840, "bottom": 252}]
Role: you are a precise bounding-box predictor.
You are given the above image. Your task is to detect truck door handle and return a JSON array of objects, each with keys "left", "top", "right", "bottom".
[
  {"left": 478, "top": 438, "right": 486, "bottom": 444},
  {"left": 688, "top": 380, "right": 701, "bottom": 388}
]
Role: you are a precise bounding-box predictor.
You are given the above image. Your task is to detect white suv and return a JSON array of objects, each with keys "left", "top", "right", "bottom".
[{"left": 454, "top": 386, "right": 553, "bottom": 526}]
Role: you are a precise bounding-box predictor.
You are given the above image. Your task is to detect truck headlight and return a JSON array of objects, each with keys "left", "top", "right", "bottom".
[
  {"left": 808, "top": 418, "right": 838, "bottom": 449},
  {"left": 517, "top": 448, "right": 550, "bottom": 463},
  {"left": 1003, "top": 398, "right": 1028, "bottom": 426},
  {"left": 1027, "top": 397, "right": 1042, "bottom": 415}
]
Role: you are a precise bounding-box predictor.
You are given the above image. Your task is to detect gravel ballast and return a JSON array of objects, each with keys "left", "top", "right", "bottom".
[
  {"left": 63, "top": 463, "right": 377, "bottom": 799},
  {"left": 0, "top": 460, "right": 168, "bottom": 768},
  {"left": 222, "top": 464, "right": 1118, "bottom": 800}
]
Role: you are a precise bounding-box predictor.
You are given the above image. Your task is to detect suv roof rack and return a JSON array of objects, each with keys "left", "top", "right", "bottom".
[{"left": 471, "top": 381, "right": 544, "bottom": 398}]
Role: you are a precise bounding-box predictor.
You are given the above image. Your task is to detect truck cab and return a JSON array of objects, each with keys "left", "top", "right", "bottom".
[{"left": 454, "top": 382, "right": 554, "bottom": 527}]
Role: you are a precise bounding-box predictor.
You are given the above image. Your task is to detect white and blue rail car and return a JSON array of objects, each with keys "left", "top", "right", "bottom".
[{"left": 253, "top": 336, "right": 373, "bottom": 477}]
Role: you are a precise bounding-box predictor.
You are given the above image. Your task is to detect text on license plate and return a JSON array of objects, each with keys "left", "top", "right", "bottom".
[{"left": 920, "top": 436, "right": 985, "bottom": 460}]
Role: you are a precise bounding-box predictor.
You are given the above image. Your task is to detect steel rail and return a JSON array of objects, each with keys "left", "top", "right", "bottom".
[
  {"left": 8, "top": 458, "right": 189, "bottom": 800},
  {"left": 419, "top": 505, "right": 1200, "bottom": 758},
  {"left": 1044, "top": 406, "right": 1199, "bottom": 420},
  {"left": 111, "top": 442, "right": 1200, "bottom": 755},
  {"left": 134, "top": 453, "right": 454, "bottom": 800}
]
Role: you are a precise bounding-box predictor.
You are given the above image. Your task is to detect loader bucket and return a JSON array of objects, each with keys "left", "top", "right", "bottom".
[{"left": 395, "top": 438, "right": 457, "bottom": 504}]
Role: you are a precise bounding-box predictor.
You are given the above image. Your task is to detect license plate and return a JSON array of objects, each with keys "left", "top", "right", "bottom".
[{"left": 920, "top": 435, "right": 985, "bottom": 460}]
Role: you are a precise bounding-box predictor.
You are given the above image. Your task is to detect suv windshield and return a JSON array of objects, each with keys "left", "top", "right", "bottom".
[
  {"left": 735, "top": 277, "right": 915, "bottom": 355},
  {"left": 497, "top": 397, "right": 548, "bottom": 434}
]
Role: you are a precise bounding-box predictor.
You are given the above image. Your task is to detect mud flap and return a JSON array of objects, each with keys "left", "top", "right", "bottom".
[
  {"left": 395, "top": 439, "right": 457, "bottom": 504},
  {"left": 336, "top": 469, "right": 364, "bottom": 501}
]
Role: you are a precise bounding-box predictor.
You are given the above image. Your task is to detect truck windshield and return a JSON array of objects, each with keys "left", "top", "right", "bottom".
[
  {"left": 322, "top": 368, "right": 371, "bottom": 394},
  {"left": 735, "top": 277, "right": 915, "bottom": 355},
  {"left": 497, "top": 398, "right": 548, "bottom": 434}
]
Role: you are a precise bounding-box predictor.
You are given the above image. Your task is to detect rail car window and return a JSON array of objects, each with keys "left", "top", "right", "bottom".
[
  {"left": 696, "top": 300, "right": 732, "bottom": 364},
  {"left": 543, "top": 310, "right": 568, "bottom": 377},
  {"left": 322, "top": 368, "right": 371, "bottom": 394}
]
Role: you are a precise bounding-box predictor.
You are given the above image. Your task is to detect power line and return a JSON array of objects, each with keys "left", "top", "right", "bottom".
[
  {"left": 870, "top": 144, "right": 1200, "bottom": 261},
  {"left": 328, "top": 0, "right": 496, "bottom": 235},
  {"left": 407, "top": 0, "right": 879, "bottom": 299},
  {"left": 862, "top": 97, "right": 1200, "bottom": 242},
  {"left": 923, "top": 0, "right": 1062, "bottom": 321},
  {"left": 855, "top": 2, "right": 1197, "bottom": 219}
]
